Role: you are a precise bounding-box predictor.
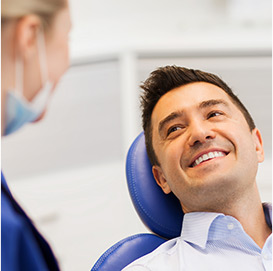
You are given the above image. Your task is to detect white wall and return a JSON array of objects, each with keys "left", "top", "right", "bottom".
[{"left": 68, "top": 0, "right": 271, "bottom": 55}]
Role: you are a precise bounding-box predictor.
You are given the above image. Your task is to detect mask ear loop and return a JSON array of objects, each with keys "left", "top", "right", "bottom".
[
  {"left": 36, "top": 28, "right": 48, "bottom": 86},
  {"left": 14, "top": 27, "right": 48, "bottom": 99},
  {"left": 30, "top": 28, "right": 53, "bottom": 112},
  {"left": 15, "top": 50, "right": 24, "bottom": 97}
]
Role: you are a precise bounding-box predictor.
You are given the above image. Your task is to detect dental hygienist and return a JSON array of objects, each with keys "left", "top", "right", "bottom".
[{"left": 1, "top": 0, "right": 71, "bottom": 270}]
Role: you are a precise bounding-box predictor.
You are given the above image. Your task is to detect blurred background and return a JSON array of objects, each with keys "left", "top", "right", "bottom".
[{"left": 1, "top": 0, "right": 271, "bottom": 270}]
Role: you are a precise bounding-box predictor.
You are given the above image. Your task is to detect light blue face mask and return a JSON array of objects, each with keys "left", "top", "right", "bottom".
[{"left": 4, "top": 30, "right": 53, "bottom": 136}]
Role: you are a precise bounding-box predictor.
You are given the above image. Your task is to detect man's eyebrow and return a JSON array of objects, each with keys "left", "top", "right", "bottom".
[
  {"left": 158, "top": 110, "right": 184, "bottom": 134},
  {"left": 158, "top": 99, "right": 229, "bottom": 134},
  {"left": 199, "top": 99, "right": 229, "bottom": 109}
]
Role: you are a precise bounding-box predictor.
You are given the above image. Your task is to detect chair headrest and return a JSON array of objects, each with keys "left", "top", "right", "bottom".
[{"left": 126, "top": 132, "right": 184, "bottom": 239}]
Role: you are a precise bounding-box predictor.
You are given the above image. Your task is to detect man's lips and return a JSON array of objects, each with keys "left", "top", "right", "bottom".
[{"left": 189, "top": 149, "right": 229, "bottom": 168}]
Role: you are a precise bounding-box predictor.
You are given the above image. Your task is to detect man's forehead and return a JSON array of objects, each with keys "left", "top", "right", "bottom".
[{"left": 151, "top": 82, "right": 232, "bottom": 123}]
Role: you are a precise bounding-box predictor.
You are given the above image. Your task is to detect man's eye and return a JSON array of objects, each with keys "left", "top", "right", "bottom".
[
  {"left": 208, "top": 111, "right": 223, "bottom": 119},
  {"left": 167, "top": 126, "right": 182, "bottom": 136}
]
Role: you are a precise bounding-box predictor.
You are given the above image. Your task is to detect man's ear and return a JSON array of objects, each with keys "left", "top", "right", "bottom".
[
  {"left": 15, "top": 15, "right": 42, "bottom": 60},
  {"left": 252, "top": 128, "right": 264, "bottom": 163},
  {"left": 152, "top": 165, "right": 172, "bottom": 194}
]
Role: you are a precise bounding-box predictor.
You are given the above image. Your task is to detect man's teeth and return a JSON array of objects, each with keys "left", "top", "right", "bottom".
[{"left": 192, "top": 151, "right": 225, "bottom": 167}]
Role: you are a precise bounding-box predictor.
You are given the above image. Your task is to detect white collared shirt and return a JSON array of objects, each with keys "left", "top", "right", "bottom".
[{"left": 123, "top": 204, "right": 272, "bottom": 271}]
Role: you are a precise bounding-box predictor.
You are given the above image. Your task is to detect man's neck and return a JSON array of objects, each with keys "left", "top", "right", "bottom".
[{"left": 220, "top": 184, "right": 271, "bottom": 249}]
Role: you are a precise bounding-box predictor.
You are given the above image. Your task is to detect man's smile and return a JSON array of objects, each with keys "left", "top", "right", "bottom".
[{"left": 189, "top": 149, "right": 229, "bottom": 168}]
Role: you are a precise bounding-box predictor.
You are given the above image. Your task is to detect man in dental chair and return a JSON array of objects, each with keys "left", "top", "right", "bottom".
[{"left": 123, "top": 66, "right": 272, "bottom": 270}]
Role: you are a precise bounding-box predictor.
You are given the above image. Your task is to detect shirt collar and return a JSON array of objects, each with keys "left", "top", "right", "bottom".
[
  {"left": 181, "top": 212, "right": 224, "bottom": 249},
  {"left": 181, "top": 203, "right": 272, "bottom": 249}
]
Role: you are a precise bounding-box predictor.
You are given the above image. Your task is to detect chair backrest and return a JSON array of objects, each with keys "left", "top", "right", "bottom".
[
  {"left": 91, "top": 132, "right": 184, "bottom": 270},
  {"left": 126, "top": 132, "right": 184, "bottom": 239},
  {"left": 91, "top": 234, "right": 166, "bottom": 271}
]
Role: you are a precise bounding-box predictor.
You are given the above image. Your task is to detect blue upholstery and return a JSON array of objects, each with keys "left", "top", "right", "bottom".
[
  {"left": 91, "top": 132, "right": 183, "bottom": 270},
  {"left": 91, "top": 234, "right": 166, "bottom": 271},
  {"left": 126, "top": 132, "right": 183, "bottom": 239}
]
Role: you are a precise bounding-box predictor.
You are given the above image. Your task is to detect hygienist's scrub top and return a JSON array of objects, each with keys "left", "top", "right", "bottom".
[{"left": 1, "top": 172, "right": 60, "bottom": 271}]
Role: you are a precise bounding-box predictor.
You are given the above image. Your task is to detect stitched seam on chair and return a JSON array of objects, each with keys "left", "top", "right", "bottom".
[
  {"left": 127, "top": 133, "right": 178, "bottom": 236},
  {"left": 92, "top": 234, "right": 153, "bottom": 270}
]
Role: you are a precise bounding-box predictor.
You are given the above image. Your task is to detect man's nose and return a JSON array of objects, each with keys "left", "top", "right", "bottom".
[{"left": 188, "top": 120, "right": 216, "bottom": 147}]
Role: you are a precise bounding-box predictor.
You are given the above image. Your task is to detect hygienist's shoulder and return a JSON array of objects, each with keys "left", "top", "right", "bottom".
[
  {"left": 1, "top": 190, "right": 35, "bottom": 254},
  {"left": 2, "top": 190, "right": 22, "bottom": 229},
  {"left": 122, "top": 237, "right": 180, "bottom": 270},
  {"left": 2, "top": 190, "right": 49, "bottom": 270}
]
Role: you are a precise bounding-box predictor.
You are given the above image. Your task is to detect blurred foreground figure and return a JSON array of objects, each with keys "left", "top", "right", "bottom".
[{"left": 1, "top": 0, "right": 71, "bottom": 269}]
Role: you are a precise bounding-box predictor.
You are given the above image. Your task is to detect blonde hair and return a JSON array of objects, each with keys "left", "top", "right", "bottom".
[{"left": 1, "top": 0, "right": 66, "bottom": 30}]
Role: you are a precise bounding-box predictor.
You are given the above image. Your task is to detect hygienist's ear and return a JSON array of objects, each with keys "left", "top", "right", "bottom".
[
  {"left": 252, "top": 128, "right": 264, "bottom": 163},
  {"left": 152, "top": 165, "right": 172, "bottom": 194},
  {"left": 15, "top": 15, "right": 42, "bottom": 59}
]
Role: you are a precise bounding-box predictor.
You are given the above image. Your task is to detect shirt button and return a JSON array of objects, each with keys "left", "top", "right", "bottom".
[{"left": 227, "top": 223, "right": 234, "bottom": 230}]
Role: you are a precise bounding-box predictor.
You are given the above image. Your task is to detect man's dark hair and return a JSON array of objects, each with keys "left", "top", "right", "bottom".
[{"left": 140, "top": 65, "right": 255, "bottom": 166}]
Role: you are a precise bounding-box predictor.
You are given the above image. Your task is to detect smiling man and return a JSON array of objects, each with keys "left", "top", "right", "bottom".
[{"left": 123, "top": 66, "right": 272, "bottom": 271}]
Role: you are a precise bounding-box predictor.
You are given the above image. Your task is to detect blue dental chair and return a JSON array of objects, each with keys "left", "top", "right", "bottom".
[{"left": 91, "top": 132, "right": 184, "bottom": 270}]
